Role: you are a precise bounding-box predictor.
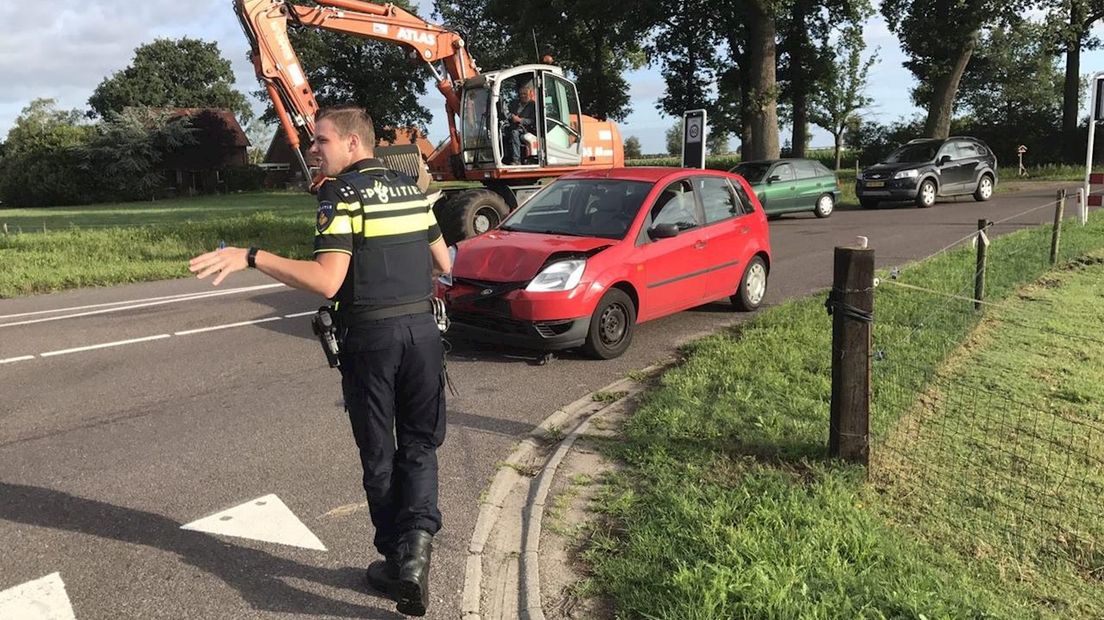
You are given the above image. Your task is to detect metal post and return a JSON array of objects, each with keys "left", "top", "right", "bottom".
[
  {"left": 1078, "top": 188, "right": 1088, "bottom": 225},
  {"left": 975, "top": 219, "right": 989, "bottom": 311},
  {"left": 829, "top": 245, "right": 874, "bottom": 465},
  {"left": 1051, "top": 189, "right": 1066, "bottom": 266},
  {"left": 1085, "top": 73, "right": 1104, "bottom": 204}
]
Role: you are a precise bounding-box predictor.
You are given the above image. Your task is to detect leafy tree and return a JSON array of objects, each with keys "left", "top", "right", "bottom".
[
  {"left": 881, "top": 0, "right": 1028, "bottom": 138},
  {"left": 78, "top": 109, "right": 197, "bottom": 202},
  {"left": 956, "top": 20, "right": 1066, "bottom": 162},
  {"left": 809, "top": 27, "right": 877, "bottom": 170},
  {"left": 1042, "top": 0, "right": 1104, "bottom": 135},
  {"left": 0, "top": 99, "right": 93, "bottom": 207},
  {"left": 665, "top": 120, "right": 683, "bottom": 156},
  {"left": 89, "top": 38, "right": 251, "bottom": 122},
  {"left": 434, "top": 0, "right": 651, "bottom": 120},
  {"left": 708, "top": 131, "right": 730, "bottom": 155},
  {"left": 4, "top": 99, "right": 90, "bottom": 156},
  {"left": 244, "top": 119, "right": 277, "bottom": 165},
  {"left": 777, "top": 0, "right": 868, "bottom": 157},
  {"left": 278, "top": 0, "right": 431, "bottom": 142},
  {"left": 624, "top": 136, "right": 643, "bottom": 158}
]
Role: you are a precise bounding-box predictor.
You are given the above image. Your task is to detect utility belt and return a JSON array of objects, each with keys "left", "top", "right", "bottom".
[{"left": 311, "top": 299, "right": 450, "bottom": 369}]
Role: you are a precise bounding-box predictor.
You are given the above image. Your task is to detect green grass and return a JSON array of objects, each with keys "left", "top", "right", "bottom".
[
  {"left": 0, "top": 191, "right": 316, "bottom": 232},
  {"left": 0, "top": 212, "right": 315, "bottom": 298},
  {"left": 582, "top": 212, "right": 1104, "bottom": 618}
]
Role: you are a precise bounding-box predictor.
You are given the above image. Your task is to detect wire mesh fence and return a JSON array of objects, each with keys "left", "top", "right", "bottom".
[{"left": 861, "top": 196, "right": 1104, "bottom": 589}]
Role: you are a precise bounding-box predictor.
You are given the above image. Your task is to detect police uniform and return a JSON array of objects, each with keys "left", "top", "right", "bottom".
[{"left": 314, "top": 157, "right": 446, "bottom": 561}]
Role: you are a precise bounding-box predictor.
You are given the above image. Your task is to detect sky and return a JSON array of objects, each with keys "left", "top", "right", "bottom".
[{"left": 2, "top": 1, "right": 1103, "bottom": 156}]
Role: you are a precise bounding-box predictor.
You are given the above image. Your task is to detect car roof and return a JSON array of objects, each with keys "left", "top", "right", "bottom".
[
  {"left": 562, "top": 167, "right": 730, "bottom": 183},
  {"left": 736, "top": 158, "right": 824, "bottom": 166}
]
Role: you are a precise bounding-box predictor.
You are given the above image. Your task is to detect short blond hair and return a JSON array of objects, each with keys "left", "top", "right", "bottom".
[{"left": 317, "top": 106, "right": 376, "bottom": 149}]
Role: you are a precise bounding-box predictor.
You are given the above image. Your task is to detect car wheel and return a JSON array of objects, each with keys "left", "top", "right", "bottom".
[
  {"left": 973, "top": 174, "right": 994, "bottom": 202},
  {"left": 814, "top": 193, "right": 835, "bottom": 218},
  {"left": 582, "top": 288, "right": 636, "bottom": 360},
  {"left": 915, "top": 179, "right": 937, "bottom": 208},
  {"left": 860, "top": 199, "right": 880, "bottom": 210},
  {"left": 731, "top": 255, "right": 768, "bottom": 312}
]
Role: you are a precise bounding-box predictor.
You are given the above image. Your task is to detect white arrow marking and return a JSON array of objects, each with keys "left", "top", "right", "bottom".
[
  {"left": 0, "top": 572, "right": 77, "bottom": 620},
  {"left": 181, "top": 494, "right": 327, "bottom": 551}
]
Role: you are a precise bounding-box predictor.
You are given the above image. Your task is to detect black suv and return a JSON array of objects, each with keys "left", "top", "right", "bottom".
[{"left": 855, "top": 137, "right": 998, "bottom": 209}]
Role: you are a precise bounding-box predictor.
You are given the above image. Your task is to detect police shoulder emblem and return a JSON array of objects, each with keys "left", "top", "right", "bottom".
[{"left": 316, "top": 201, "right": 335, "bottom": 232}]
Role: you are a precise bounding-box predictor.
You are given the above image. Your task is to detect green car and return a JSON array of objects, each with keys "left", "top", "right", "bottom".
[{"left": 730, "top": 159, "right": 841, "bottom": 218}]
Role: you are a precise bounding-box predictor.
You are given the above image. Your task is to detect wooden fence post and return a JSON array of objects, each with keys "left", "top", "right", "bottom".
[
  {"left": 829, "top": 245, "right": 874, "bottom": 465},
  {"left": 975, "top": 219, "right": 989, "bottom": 311},
  {"left": 1050, "top": 189, "right": 1066, "bottom": 266}
]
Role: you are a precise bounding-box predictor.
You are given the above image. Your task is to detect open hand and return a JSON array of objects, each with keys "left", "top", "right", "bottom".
[{"left": 189, "top": 246, "right": 248, "bottom": 286}]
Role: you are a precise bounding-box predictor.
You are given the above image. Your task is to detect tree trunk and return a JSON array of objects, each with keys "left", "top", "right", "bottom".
[
  {"left": 1063, "top": 38, "right": 1082, "bottom": 133},
  {"left": 747, "top": 0, "right": 780, "bottom": 159},
  {"left": 834, "top": 132, "right": 842, "bottom": 170},
  {"left": 788, "top": 0, "right": 810, "bottom": 158},
  {"left": 739, "top": 59, "right": 755, "bottom": 158},
  {"left": 1063, "top": 2, "right": 1085, "bottom": 134},
  {"left": 923, "top": 38, "right": 975, "bottom": 139}
]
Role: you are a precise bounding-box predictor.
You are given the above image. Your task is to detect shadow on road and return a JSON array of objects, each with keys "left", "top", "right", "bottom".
[{"left": 0, "top": 482, "right": 402, "bottom": 619}]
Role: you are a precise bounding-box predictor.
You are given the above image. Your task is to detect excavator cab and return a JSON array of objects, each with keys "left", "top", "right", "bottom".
[{"left": 458, "top": 65, "right": 584, "bottom": 172}]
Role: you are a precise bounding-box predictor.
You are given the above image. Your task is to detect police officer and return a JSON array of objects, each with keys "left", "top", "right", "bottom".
[{"left": 189, "top": 105, "right": 450, "bottom": 617}]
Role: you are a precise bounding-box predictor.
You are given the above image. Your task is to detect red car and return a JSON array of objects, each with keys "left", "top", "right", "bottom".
[{"left": 439, "top": 167, "right": 772, "bottom": 359}]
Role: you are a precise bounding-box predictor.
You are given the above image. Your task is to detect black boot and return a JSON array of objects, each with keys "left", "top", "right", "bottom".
[
  {"left": 395, "top": 530, "right": 432, "bottom": 616},
  {"left": 365, "top": 556, "right": 400, "bottom": 600}
]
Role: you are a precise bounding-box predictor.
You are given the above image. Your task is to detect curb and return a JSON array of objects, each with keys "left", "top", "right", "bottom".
[{"left": 460, "top": 361, "right": 669, "bottom": 620}]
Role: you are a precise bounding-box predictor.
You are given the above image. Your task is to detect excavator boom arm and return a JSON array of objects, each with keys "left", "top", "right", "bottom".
[{"left": 236, "top": 0, "right": 480, "bottom": 180}]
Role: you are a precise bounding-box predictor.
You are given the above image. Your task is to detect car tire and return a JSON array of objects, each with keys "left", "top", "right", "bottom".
[
  {"left": 973, "top": 174, "right": 994, "bottom": 202},
  {"left": 860, "top": 198, "right": 880, "bottom": 210},
  {"left": 582, "top": 288, "right": 636, "bottom": 360},
  {"left": 443, "top": 189, "right": 510, "bottom": 243},
  {"left": 915, "top": 179, "right": 937, "bottom": 208},
  {"left": 731, "top": 255, "right": 768, "bottom": 312},
  {"left": 814, "top": 193, "right": 835, "bottom": 218}
]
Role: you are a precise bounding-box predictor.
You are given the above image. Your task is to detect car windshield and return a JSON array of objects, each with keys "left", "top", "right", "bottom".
[
  {"left": 732, "top": 162, "right": 771, "bottom": 182},
  {"left": 885, "top": 142, "right": 940, "bottom": 163},
  {"left": 501, "top": 179, "right": 652, "bottom": 239}
]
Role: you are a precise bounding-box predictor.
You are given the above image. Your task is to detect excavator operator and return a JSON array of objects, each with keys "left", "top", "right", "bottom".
[{"left": 504, "top": 81, "right": 536, "bottom": 165}]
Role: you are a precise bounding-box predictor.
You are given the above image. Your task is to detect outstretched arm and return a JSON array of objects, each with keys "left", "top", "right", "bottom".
[{"left": 189, "top": 247, "right": 350, "bottom": 299}]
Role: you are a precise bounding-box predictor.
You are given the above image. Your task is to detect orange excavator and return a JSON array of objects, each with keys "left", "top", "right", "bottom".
[{"left": 236, "top": 0, "right": 624, "bottom": 242}]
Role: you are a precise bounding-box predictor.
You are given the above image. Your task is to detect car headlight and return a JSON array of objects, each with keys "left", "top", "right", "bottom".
[
  {"left": 438, "top": 245, "right": 458, "bottom": 286},
  {"left": 894, "top": 169, "right": 919, "bottom": 179},
  {"left": 525, "top": 259, "right": 586, "bottom": 292}
]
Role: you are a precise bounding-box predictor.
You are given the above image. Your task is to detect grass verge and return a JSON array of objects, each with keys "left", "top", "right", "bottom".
[
  {"left": 0, "top": 212, "right": 315, "bottom": 298},
  {"left": 582, "top": 212, "right": 1104, "bottom": 618}
]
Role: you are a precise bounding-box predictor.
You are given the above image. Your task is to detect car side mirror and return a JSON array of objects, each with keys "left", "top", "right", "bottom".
[
  {"left": 767, "top": 175, "right": 781, "bottom": 184},
  {"left": 648, "top": 223, "right": 679, "bottom": 239},
  {"left": 938, "top": 155, "right": 952, "bottom": 165}
]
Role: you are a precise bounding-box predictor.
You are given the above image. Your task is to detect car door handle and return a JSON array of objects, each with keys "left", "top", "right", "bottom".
[{"left": 694, "top": 240, "right": 707, "bottom": 250}]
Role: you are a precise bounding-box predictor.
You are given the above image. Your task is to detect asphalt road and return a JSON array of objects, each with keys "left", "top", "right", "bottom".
[{"left": 0, "top": 183, "right": 1085, "bottom": 619}]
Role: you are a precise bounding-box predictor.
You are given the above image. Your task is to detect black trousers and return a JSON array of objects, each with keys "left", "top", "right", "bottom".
[{"left": 338, "top": 312, "right": 446, "bottom": 558}]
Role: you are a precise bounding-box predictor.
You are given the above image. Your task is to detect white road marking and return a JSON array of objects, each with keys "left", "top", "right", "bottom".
[
  {"left": 181, "top": 494, "right": 327, "bottom": 551},
  {"left": 284, "top": 311, "right": 316, "bottom": 318},
  {"left": 0, "top": 284, "right": 287, "bottom": 328},
  {"left": 0, "top": 283, "right": 286, "bottom": 320},
  {"left": 0, "top": 572, "right": 77, "bottom": 620},
  {"left": 40, "top": 334, "right": 172, "bottom": 357},
  {"left": 173, "top": 317, "right": 283, "bottom": 336},
  {"left": 0, "top": 355, "right": 35, "bottom": 365}
]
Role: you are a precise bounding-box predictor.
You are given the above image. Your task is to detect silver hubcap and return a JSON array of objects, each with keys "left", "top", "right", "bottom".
[
  {"left": 817, "top": 195, "right": 833, "bottom": 215},
  {"left": 921, "top": 183, "right": 936, "bottom": 205},
  {"left": 980, "top": 178, "right": 992, "bottom": 198},
  {"left": 745, "top": 262, "right": 767, "bottom": 305}
]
